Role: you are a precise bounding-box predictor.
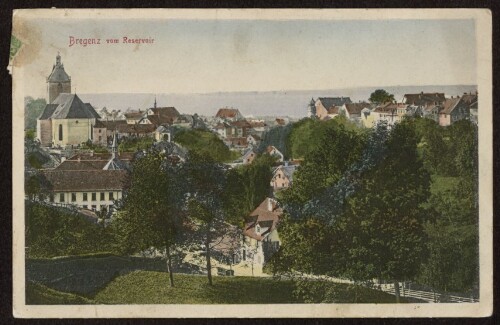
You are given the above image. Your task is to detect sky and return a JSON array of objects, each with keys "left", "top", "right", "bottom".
[{"left": 17, "top": 18, "right": 477, "bottom": 99}]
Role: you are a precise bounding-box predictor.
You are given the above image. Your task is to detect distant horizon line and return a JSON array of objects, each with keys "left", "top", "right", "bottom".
[{"left": 73, "top": 84, "right": 477, "bottom": 96}]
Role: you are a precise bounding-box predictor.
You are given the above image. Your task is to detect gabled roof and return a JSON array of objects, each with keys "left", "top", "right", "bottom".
[
  {"left": 345, "top": 102, "right": 371, "bottom": 115},
  {"left": 43, "top": 169, "right": 128, "bottom": 192},
  {"left": 39, "top": 94, "right": 100, "bottom": 120},
  {"left": 215, "top": 108, "right": 242, "bottom": 119},
  {"left": 103, "top": 158, "right": 128, "bottom": 171},
  {"left": 317, "top": 97, "right": 352, "bottom": 108},
  {"left": 149, "top": 107, "right": 181, "bottom": 119},
  {"left": 273, "top": 164, "right": 298, "bottom": 182},
  {"left": 243, "top": 198, "right": 282, "bottom": 241},
  {"left": 404, "top": 93, "right": 446, "bottom": 106},
  {"left": 373, "top": 102, "right": 406, "bottom": 113},
  {"left": 38, "top": 104, "right": 59, "bottom": 120},
  {"left": 242, "top": 149, "right": 256, "bottom": 160},
  {"left": 54, "top": 159, "right": 109, "bottom": 171},
  {"left": 440, "top": 98, "right": 462, "bottom": 115},
  {"left": 230, "top": 120, "right": 252, "bottom": 128},
  {"left": 461, "top": 93, "right": 478, "bottom": 108}
]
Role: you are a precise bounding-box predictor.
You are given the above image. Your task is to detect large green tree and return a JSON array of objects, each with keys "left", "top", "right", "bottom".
[
  {"left": 224, "top": 154, "right": 275, "bottom": 221},
  {"left": 184, "top": 152, "right": 228, "bottom": 286},
  {"left": 334, "top": 121, "right": 431, "bottom": 302},
  {"left": 113, "top": 149, "right": 183, "bottom": 287},
  {"left": 369, "top": 89, "right": 395, "bottom": 105},
  {"left": 417, "top": 120, "right": 479, "bottom": 296},
  {"left": 174, "top": 129, "right": 237, "bottom": 162}
]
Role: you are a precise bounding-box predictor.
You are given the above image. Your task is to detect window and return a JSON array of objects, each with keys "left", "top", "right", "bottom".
[
  {"left": 59, "top": 193, "right": 64, "bottom": 202},
  {"left": 58, "top": 124, "right": 63, "bottom": 141},
  {"left": 92, "top": 193, "right": 96, "bottom": 201},
  {"left": 99, "top": 129, "right": 102, "bottom": 133},
  {"left": 100, "top": 205, "right": 106, "bottom": 212},
  {"left": 49, "top": 194, "right": 54, "bottom": 202},
  {"left": 83, "top": 205, "right": 88, "bottom": 210},
  {"left": 91, "top": 205, "right": 96, "bottom": 211},
  {"left": 83, "top": 193, "right": 88, "bottom": 201},
  {"left": 71, "top": 193, "right": 76, "bottom": 202},
  {"left": 100, "top": 192, "right": 105, "bottom": 201},
  {"left": 109, "top": 192, "right": 114, "bottom": 200}
]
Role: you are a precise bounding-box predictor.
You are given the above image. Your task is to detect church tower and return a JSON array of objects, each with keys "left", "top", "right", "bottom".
[{"left": 47, "top": 52, "right": 71, "bottom": 103}]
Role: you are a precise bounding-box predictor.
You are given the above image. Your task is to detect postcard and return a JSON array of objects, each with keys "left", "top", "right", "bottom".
[{"left": 11, "top": 9, "right": 492, "bottom": 318}]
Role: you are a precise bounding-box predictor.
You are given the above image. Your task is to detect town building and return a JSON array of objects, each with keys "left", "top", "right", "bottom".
[
  {"left": 37, "top": 93, "right": 100, "bottom": 147},
  {"left": 266, "top": 146, "right": 284, "bottom": 162},
  {"left": 315, "top": 97, "right": 352, "bottom": 120},
  {"left": 242, "top": 149, "right": 257, "bottom": 165},
  {"left": 215, "top": 107, "right": 244, "bottom": 122},
  {"left": 42, "top": 135, "right": 129, "bottom": 213},
  {"left": 242, "top": 198, "right": 282, "bottom": 272},
  {"left": 37, "top": 54, "right": 100, "bottom": 147},
  {"left": 270, "top": 163, "right": 298, "bottom": 191},
  {"left": 438, "top": 97, "right": 470, "bottom": 126}
]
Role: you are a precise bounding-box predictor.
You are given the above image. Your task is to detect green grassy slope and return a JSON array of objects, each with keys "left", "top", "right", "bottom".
[
  {"left": 26, "top": 282, "right": 94, "bottom": 305},
  {"left": 92, "top": 271, "right": 411, "bottom": 304}
]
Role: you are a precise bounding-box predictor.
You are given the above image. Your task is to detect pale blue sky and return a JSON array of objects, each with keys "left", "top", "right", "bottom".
[{"left": 21, "top": 18, "right": 476, "bottom": 98}]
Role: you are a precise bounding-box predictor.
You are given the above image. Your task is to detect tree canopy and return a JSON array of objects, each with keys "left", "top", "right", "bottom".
[{"left": 369, "top": 89, "right": 395, "bottom": 105}]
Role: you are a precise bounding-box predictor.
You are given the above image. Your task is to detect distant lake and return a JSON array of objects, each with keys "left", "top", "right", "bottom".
[{"left": 78, "top": 84, "right": 477, "bottom": 118}]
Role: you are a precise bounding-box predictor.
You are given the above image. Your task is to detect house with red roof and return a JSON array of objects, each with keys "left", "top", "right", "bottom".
[{"left": 242, "top": 198, "right": 282, "bottom": 272}]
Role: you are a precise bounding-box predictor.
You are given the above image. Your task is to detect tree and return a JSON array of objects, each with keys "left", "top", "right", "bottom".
[
  {"left": 113, "top": 149, "right": 183, "bottom": 287},
  {"left": 257, "top": 124, "right": 293, "bottom": 159},
  {"left": 24, "top": 97, "right": 47, "bottom": 130},
  {"left": 174, "top": 129, "right": 236, "bottom": 162},
  {"left": 224, "top": 154, "right": 275, "bottom": 221},
  {"left": 184, "top": 152, "right": 228, "bottom": 285},
  {"left": 417, "top": 120, "right": 479, "bottom": 296},
  {"left": 369, "top": 89, "right": 395, "bottom": 105},
  {"left": 280, "top": 119, "right": 366, "bottom": 210},
  {"left": 334, "top": 121, "right": 431, "bottom": 302}
]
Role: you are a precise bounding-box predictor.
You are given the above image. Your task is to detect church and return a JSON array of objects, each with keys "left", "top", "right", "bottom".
[{"left": 37, "top": 53, "right": 100, "bottom": 147}]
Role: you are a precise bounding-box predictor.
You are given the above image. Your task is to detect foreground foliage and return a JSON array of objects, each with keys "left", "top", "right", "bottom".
[
  {"left": 25, "top": 202, "right": 114, "bottom": 258},
  {"left": 92, "top": 271, "right": 407, "bottom": 304}
]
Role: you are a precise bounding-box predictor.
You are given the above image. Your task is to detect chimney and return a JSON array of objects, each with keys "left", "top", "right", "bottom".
[{"left": 267, "top": 198, "right": 273, "bottom": 212}]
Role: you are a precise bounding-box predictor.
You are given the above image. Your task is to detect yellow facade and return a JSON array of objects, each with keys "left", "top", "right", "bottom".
[{"left": 51, "top": 118, "right": 95, "bottom": 147}]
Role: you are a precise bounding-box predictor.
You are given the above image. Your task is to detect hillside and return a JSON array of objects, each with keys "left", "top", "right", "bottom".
[{"left": 28, "top": 270, "right": 416, "bottom": 304}]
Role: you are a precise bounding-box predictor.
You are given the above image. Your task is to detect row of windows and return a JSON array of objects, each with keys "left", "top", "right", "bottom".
[{"left": 51, "top": 192, "right": 116, "bottom": 203}]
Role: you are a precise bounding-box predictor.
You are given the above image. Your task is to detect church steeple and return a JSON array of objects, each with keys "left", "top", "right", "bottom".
[
  {"left": 111, "top": 131, "right": 117, "bottom": 159},
  {"left": 103, "top": 131, "right": 126, "bottom": 170},
  {"left": 154, "top": 96, "right": 157, "bottom": 109},
  {"left": 47, "top": 52, "right": 71, "bottom": 103}
]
